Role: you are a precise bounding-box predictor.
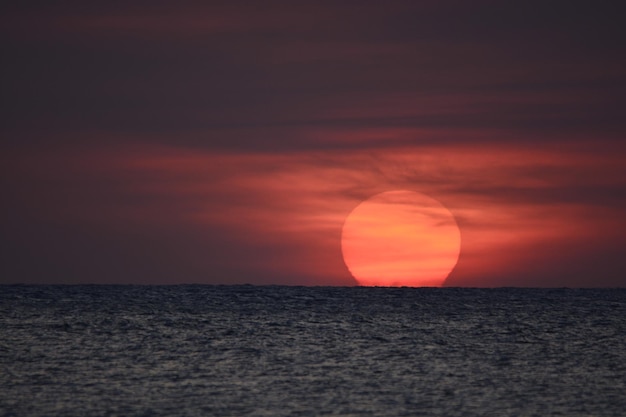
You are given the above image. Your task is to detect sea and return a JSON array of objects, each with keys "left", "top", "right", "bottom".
[{"left": 1, "top": 286, "right": 625, "bottom": 417}]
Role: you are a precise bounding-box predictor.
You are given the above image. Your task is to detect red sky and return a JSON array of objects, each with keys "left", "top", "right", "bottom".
[{"left": 2, "top": 1, "right": 625, "bottom": 286}]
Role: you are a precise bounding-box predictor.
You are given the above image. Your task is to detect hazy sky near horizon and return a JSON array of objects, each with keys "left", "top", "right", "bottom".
[{"left": 2, "top": 1, "right": 625, "bottom": 286}]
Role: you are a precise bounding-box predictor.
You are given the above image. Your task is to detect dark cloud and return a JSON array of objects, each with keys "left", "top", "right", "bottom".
[{"left": 2, "top": 1, "right": 625, "bottom": 150}]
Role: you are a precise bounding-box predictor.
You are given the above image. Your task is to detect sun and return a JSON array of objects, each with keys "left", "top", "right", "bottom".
[{"left": 341, "top": 190, "right": 461, "bottom": 287}]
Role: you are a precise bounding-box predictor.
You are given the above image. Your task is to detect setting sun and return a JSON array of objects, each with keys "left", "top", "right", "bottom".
[{"left": 341, "top": 190, "right": 461, "bottom": 287}]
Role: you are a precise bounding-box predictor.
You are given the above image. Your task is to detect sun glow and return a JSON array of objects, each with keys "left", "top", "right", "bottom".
[{"left": 341, "top": 190, "right": 461, "bottom": 287}]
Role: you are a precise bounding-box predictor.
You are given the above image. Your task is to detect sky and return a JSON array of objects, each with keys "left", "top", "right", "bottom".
[{"left": 2, "top": 1, "right": 625, "bottom": 286}]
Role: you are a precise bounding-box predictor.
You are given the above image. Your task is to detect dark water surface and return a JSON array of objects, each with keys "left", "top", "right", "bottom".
[{"left": 1, "top": 286, "right": 625, "bottom": 416}]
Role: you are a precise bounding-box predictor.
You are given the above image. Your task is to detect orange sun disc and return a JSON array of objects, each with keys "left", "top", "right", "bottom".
[{"left": 341, "top": 190, "right": 461, "bottom": 287}]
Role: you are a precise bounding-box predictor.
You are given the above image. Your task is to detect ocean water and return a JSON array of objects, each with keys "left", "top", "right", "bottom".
[{"left": 1, "top": 286, "right": 625, "bottom": 417}]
